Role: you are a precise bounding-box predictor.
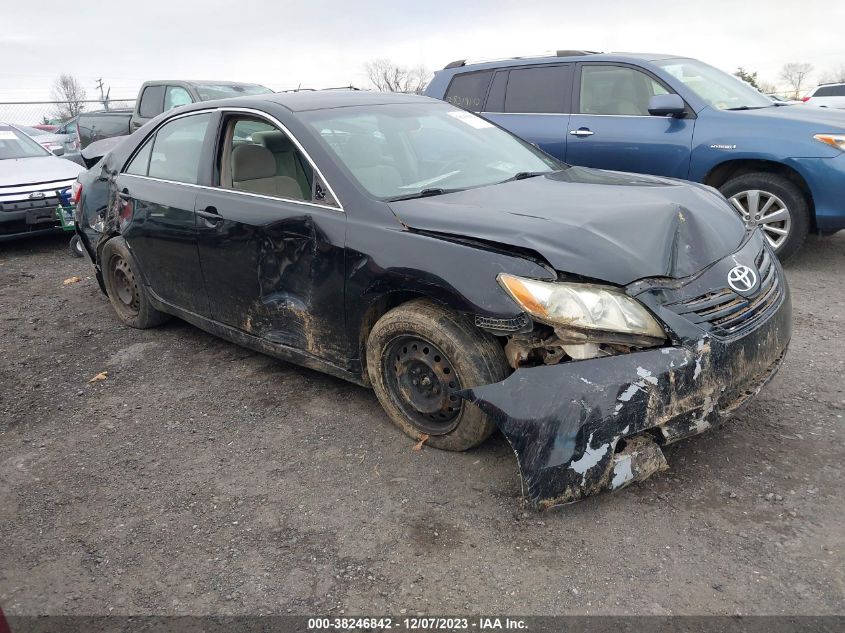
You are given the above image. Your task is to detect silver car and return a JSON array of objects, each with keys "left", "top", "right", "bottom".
[{"left": 0, "top": 123, "right": 82, "bottom": 241}]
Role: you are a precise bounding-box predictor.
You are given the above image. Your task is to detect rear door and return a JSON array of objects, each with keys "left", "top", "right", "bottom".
[
  {"left": 115, "top": 111, "right": 213, "bottom": 315},
  {"left": 193, "top": 110, "right": 348, "bottom": 362},
  {"left": 442, "top": 65, "right": 573, "bottom": 160},
  {"left": 564, "top": 63, "right": 695, "bottom": 178}
]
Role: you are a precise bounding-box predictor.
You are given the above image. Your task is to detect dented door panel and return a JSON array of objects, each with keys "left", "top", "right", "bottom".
[{"left": 195, "top": 188, "right": 348, "bottom": 365}]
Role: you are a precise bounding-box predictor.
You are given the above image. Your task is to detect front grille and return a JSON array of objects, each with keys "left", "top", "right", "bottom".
[
  {"left": 665, "top": 247, "right": 783, "bottom": 338},
  {"left": 0, "top": 193, "right": 62, "bottom": 213}
]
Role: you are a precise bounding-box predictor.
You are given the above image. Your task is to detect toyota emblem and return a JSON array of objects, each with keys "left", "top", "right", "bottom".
[{"left": 727, "top": 265, "right": 758, "bottom": 294}]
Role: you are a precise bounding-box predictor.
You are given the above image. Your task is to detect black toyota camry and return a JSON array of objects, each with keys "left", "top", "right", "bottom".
[{"left": 73, "top": 91, "right": 791, "bottom": 509}]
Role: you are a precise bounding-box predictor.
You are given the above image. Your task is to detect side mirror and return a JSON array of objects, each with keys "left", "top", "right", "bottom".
[
  {"left": 51, "top": 146, "right": 65, "bottom": 156},
  {"left": 648, "top": 94, "right": 686, "bottom": 117}
]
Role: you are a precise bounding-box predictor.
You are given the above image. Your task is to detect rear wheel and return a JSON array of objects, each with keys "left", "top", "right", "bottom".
[
  {"left": 719, "top": 172, "right": 810, "bottom": 260},
  {"left": 101, "top": 237, "right": 169, "bottom": 329},
  {"left": 366, "top": 299, "right": 509, "bottom": 451}
]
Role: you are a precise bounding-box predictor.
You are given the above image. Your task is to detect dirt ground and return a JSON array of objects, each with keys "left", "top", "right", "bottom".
[{"left": 0, "top": 232, "right": 843, "bottom": 616}]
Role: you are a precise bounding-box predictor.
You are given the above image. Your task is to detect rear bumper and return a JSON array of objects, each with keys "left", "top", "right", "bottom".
[{"left": 464, "top": 275, "right": 791, "bottom": 510}]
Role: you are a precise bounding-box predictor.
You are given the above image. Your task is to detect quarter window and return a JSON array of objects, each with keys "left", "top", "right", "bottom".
[
  {"left": 125, "top": 138, "right": 153, "bottom": 176},
  {"left": 217, "top": 116, "right": 314, "bottom": 202},
  {"left": 145, "top": 113, "right": 211, "bottom": 184},
  {"left": 444, "top": 71, "right": 493, "bottom": 112},
  {"left": 580, "top": 65, "right": 669, "bottom": 116},
  {"left": 503, "top": 65, "right": 571, "bottom": 114}
]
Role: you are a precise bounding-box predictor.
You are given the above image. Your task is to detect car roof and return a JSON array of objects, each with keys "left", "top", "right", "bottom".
[
  {"left": 141, "top": 79, "right": 267, "bottom": 87},
  {"left": 439, "top": 51, "right": 687, "bottom": 73},
  {"left": 181, "top": 90, "right": 435, "bottom": 113}
]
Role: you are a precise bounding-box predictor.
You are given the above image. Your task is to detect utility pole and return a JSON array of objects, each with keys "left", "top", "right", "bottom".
[{"left": 96, "top": 78, "right": 110, "bottom": 111}]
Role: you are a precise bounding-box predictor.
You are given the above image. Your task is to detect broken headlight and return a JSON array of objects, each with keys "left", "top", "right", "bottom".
[{"left": 497, "top": 274, "right": 666, "bottom": 340}]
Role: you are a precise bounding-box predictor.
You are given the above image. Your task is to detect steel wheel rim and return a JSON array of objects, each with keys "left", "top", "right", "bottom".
[
  {"left": 384, "top": 336, "right": 463, "bottom": 435},
  {"left": 728, "top": 189, "right": 791, "bottom": 250},
  {"left": 73, "top": 238, "right": 84, "bottom": 255},
  {"left": 111, "top": 256, "right": 140, "bottom": 315}
]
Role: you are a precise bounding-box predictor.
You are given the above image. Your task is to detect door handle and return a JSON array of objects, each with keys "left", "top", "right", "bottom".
[
  {"left": 569, "top": 128, "right": 595, "bottom": 137},
  {"left": 196, "top": 206, "right": 222, "bottom": 223}
]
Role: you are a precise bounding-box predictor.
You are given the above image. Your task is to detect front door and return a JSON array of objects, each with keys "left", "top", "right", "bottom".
[
  {"left": 194, "top": 112, "right": 348, "bottom": 364},
  {"left": 117, "top": 111, "right": 213, "bottom": 315},
  {"left": 565, "top": 63, "right": 696, "bottom": 179}
]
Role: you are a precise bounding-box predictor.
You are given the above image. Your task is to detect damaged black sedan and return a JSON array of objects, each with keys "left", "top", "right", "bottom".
[{"left": 74, "top": 91, "right": 791, "bottom": 509}]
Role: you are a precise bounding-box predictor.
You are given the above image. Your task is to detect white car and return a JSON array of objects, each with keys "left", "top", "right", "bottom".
[
  {"left": 0, "top": 123, "right": 82, "bottom": 241},
  {"left": 803, "top": 83, "right": 845, "bottom": 109}
]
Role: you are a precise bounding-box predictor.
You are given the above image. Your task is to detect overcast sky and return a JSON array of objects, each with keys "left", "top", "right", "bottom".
[{"left": 1, "top": 0, "right": 843, "bottom": 101}]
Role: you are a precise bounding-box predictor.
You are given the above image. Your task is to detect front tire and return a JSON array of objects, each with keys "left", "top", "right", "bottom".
[
  {"left": 366, "top": 299, "right": 509, "bottom": 452},
  {"left": 720, "top": 172, "right": 810, "bottom": 260},
  {"left": 101, "top": 237, "right": 170, "bottom": 329}
]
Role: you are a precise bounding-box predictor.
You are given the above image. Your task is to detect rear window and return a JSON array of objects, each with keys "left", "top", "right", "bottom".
[
  {"left": 504, "top": 65, "right": 571, "bottom": 114},
  {"left": 814, "top": 85, "right": 845, "bottom": 97},
  {"left": 443, "top": 71, "right": 493, "bottom": 112}
]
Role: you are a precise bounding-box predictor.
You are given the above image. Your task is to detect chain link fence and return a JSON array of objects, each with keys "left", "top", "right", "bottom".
[{"left": 0, "top": 99, "right": 136, "bottom": 127}]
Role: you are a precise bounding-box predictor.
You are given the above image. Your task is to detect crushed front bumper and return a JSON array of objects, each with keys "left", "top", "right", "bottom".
[{"left": 465, "top": 246, "right": 791, "bottom": 510}]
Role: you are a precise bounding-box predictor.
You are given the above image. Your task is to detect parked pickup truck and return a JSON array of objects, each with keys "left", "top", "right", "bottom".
[
  {"left": 75, "top": 80, "right": 273, "bottom": 150},
  {"left": 129, "top": 80, "right": 272, "bottom": 131}
]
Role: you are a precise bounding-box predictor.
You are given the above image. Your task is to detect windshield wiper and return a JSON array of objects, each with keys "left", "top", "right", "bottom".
[
  {"left": 724, "top": 105, "right": 768, "bottom": 111},
  {"left": 499, "top": 171, "right": 549, "bottom": 183},
  {"left": 385, "top": 188, "right": 460, "bottom": 202}
]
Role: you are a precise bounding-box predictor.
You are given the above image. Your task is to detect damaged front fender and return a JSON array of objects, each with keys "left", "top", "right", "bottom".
[{"left": 463, "top": 289, "right": 791, "bottom": 510}]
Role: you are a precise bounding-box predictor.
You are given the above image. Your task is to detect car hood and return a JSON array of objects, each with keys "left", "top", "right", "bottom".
[
  {"left": 0, "top": 156, "right": 82, "bottom": 185},
  {"left": 388, "top": 167, "right": 745, "bottom": 286},
  {"left": 730, "top": 104, "right": 845, "bottom": 130}
]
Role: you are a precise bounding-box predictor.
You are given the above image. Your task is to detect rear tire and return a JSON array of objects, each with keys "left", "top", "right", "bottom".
[
  {"left": 719, "top": 172, "right": 810, "bottom": 260},
  {"left": 101, "top": 237, "right": 170, "bottom": 329},
  {"left": 366, "top": 299, "right": 509, "bottom": 452}
]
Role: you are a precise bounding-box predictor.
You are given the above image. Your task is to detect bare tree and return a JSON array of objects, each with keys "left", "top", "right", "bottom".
[
  {"left": 51, "top": 74, "right": 87, "bottom": 120},
  {"left": 364, "top": 58, "right": 432, "bottom": 94},
  {"left": 820, "top": 64, "right": 845, "bottom": 84},
  {"left": 779, "top": 63, "right": 813, "bottom": 99}
]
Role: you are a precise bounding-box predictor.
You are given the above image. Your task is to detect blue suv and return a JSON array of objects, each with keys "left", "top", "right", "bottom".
[{"left": 425, "top": 51, "right": 845, "bottom": 259}]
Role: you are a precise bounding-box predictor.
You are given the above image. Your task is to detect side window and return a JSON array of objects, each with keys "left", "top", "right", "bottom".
[
  {"left": 138, "top": 85, "right": 165, "bottom": 118},
  {"left": 580, "top": 65, "right": 670, "bottom": 116},
  {"left": 147, "top": 113, "right": 211, "bottom": 184},
  {"left": 125, "top": 138, "right": 153, "bottom": 176},
  {"left": 444, "top": 71, "right": 493, "bottom": 112},
  {"left": 504, "top": 65, "right": 571, "bottom": 114},
  {"left": 164, "top": 86, "right": 193, "bottom": 111},
  {"left": 815, "top": 85, "right": 845, "bottom": 97},
  {"left": 218, "top": 116, "right": 314, "bottom": 202}
]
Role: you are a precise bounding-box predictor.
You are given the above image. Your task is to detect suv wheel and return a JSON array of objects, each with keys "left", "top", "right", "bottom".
[
  {"left": 366, "top": 299, "right": 509, "bottom": 452},
  {"left": 719, "top": 172, "right": 810, "bottom": 260}
]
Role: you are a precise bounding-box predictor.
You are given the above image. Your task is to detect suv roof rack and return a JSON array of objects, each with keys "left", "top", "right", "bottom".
[
  {"left": 280, "top": 85, "right": 362, "bottom": 93},
  {"left": 443, "top": 50, "right": 599, "bottom": 69}
]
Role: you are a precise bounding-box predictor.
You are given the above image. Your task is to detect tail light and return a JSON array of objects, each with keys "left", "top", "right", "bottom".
[
  {"left": 802, "top": 96, "right": 811, "bottom": 102},
  {"left": 70, "top": 180, "right": 82, "bottom": 204}
]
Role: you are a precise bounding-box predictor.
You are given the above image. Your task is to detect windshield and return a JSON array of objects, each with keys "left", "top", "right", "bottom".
[
  {"left": 16, "top": 125, "right": 48, "bottom": 136},
  {"left": 301, "top": 102, "right": 560, "bottom": 200},
  {"left": 0, "top": 127, "right": 49, "bottom": 159},
  {"left": 195, "top": 83, "right": 273, "bottom": 100},
  {"left": 655, "top": 59, "right": 774, "bottom": 110}
]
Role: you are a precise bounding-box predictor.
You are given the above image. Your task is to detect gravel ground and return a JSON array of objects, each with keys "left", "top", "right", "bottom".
[{"left": 0, "top": 232, "right": 843, "bottom": 616}]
